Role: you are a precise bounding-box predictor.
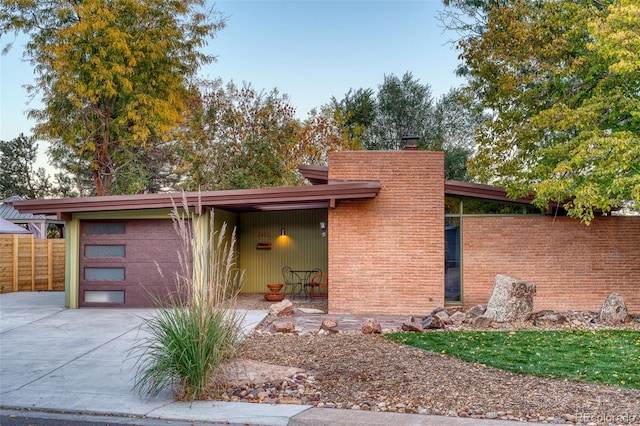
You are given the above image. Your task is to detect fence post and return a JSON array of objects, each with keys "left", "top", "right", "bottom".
[
  {"left": 31, "top": 235, "right": 36, "bottom": 291},
  {"left": 12, "top": 234, "right": 19, "bottom": 292},
  {"left": 48, "top": 240, "right": 54, "bottom": 290}
]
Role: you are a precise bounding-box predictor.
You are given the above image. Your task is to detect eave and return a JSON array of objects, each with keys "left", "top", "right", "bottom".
[
  {"left": 13, "top": 181, "right": 382, "bottom": 216},
  {"left": 444, "top": 180, "right": 535, "bottom": 204}
]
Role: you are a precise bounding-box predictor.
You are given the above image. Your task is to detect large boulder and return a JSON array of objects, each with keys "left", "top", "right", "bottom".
[
  {"left": 599, "top": 293, "right": 628, "bottom": 325},
  {"left": 484, "top": 275, "right": 536, "bottom": 322}
]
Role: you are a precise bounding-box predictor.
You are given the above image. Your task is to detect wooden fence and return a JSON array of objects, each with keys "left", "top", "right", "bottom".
[{"left": 0, "top": 234, "right": 65, "bottom": 293}]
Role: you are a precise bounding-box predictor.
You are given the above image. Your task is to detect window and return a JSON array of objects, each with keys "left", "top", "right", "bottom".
[
  {"left": 85, "top": 222, "right": 125, "bottom": 234},
  {"left": 445, "top": 217, "right": 461, "bottom": 303},
  {"left": 84, "top": 268, "right": 125, "bottom": 281},
  {"left": 84, "top": 290, "right": 125, "bottom": 303},
  {"left": 85, "top": 245, "right": 125, "bottom": 258}
]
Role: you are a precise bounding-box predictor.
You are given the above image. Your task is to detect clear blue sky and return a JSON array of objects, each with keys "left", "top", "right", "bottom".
[{"left": 0, "top": 0, "right": 463, "bottom": 166}]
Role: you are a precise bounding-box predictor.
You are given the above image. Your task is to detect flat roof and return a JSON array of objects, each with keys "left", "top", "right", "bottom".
[
  {"left": 298, "top": 164, "right": 535, "bottom": 204},
  {"left": 13, "top": 180, "right": 381, "bottom": 216},
  {"left": 15, "top": 163, "right": 535, "bottom": 218}
]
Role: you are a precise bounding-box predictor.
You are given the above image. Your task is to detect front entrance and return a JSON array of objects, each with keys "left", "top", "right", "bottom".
[{"left": 79, "top": 219, "right": 183, "bottom": 307}]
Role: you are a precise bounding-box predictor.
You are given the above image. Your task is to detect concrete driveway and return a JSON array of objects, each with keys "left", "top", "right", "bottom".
[{"left": 0, "top": 291, "right": 307, "bottom": 425}]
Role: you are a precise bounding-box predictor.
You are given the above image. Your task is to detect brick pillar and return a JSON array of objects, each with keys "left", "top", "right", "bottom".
[{"left": 328, "top": 151, "right": 444, "bottom": 315}]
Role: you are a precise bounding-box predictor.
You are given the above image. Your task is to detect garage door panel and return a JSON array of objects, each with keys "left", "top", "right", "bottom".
[{"left": 79, "top": 219, "right": 186, "bottom": 308}]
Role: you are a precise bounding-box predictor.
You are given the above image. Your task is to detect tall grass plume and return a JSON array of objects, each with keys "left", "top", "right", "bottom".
[{"left": 131, "top": 193, "right": 245, "bottom": 400}]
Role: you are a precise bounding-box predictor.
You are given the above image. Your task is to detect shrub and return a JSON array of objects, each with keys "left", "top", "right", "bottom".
[{"left": 131, "top": 194, "right": 245, "bottom": 400}]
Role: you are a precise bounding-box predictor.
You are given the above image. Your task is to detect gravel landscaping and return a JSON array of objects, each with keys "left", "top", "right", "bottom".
[{"left": 223, "top": 295, "right": 640, "bottom": 425}]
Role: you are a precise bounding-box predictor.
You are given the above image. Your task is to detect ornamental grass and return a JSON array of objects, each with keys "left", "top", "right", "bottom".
[{"left": 131, "top": 193, "right": 245, "bottom": 400}]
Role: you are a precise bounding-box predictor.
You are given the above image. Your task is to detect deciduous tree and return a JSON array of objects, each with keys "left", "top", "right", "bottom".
[
  {"left": 176, "top": 80, "right": 301, "bottom": 190},
  {"left": 448, "top": 0, "right": 640, "bottom": 222},
  {"left": 0, "top": 0, "right": 225, "bottom": 195}
]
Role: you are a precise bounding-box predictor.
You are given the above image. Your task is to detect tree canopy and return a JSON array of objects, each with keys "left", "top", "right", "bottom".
[
  {"left": 447, "top": 0, "right": 640, "bottom": 222},
  {"left": 0, "top": 0, "right": 225, "bottom": 196},
  {"left": 331, "top": 73, "right": 483, "bottom": 180},
  {"left": 0, "top": 134, "right": 74, "bottom": 199}
]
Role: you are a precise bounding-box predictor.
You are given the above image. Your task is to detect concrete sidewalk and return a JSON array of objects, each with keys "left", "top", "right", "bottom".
[{"left": 0, "top": 292, "right": 531, "bottom": 426}]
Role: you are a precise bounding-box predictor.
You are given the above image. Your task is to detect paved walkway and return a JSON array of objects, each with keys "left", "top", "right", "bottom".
[{"left": 0, "top": 292, "right": 538, "bottom": 426}]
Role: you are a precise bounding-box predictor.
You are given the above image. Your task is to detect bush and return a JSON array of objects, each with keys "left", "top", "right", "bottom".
[{"left": 131, "top": 194, "right": 245, "bottom": 400}]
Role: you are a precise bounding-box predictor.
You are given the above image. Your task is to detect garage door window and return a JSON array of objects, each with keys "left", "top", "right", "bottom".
[
  {"left": 84, "top": 290, "right": 125, "bottom": 303},
  {"left": 85, "top": 267, "right": 125, "bottom": 281},
  {"left": 85, "top": 245, "right": 125, "bottom": 257}
]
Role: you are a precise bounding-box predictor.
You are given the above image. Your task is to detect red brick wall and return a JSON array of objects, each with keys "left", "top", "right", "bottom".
[
  {"left": 463, "top": 216, "right": 640, "bottom": 313},
  {"left": 327, "top": 151, "right": 444, "bottom": 315}
]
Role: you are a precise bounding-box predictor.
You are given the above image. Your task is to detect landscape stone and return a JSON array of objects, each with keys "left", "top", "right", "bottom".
[
  {"left": 466, "top": 304, "right": 487, "bottom": 318},
  {"left": 449, "top": 311, "right": 465, "bottom": 324},
  {"left": 320, "top": 319, "right": 339, "bottom": 333},
  {"left": 431, "top": 307, "right": 450, "bottom": 316},
  {"left": 401, "top": 317, "right": 424, "bottom": 332},
  {"left": 472, "top": 315, "right": 494, "bottom": 328},
  {"left": 269, "top": 299, "right": 294, "bottom": 317},
  {"left": 434, "top": 310, "right": 450, "bottom": 321},
  {"left": 269, "top": 321, "right": 295, "bottom": 333},
  {"left": 599, "top": 292, "right": 628, "bottom": 324},
  {"left": 423, "top": 315, "right": 445, "bottom": 329},
  {"left": 361, "top": 318, "right": 382, "bottom": 334},
  {"left": 484, "top": 274, "right": 536, "bottom": 322}
]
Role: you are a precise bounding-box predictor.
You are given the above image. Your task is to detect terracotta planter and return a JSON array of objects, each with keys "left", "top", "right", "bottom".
[
  {"left": 267, "top": 283, "right": 284, "bottom": 293},
  {"left": 264, "top": 292, "right": 285, "bottom": 302}
]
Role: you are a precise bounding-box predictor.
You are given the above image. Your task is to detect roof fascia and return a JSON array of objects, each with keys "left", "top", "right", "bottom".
[
  {"left": 14, "top": 181, "right": 380, "bottom": 215},
  {"left": 445, "top": 180, "right": 535, "bottom": 204},
  {"left": 298, "top": 164, "right": 329, "bottom": 185}
]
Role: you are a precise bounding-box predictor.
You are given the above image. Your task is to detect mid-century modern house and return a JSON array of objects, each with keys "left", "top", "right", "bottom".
[{"left": 14, "top": 151, "right": 640, "bottom": 314}]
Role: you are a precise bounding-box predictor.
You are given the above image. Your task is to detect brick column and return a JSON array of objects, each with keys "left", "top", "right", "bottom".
[{"left": 328, "top": 151, "right": 444, "bottom": 315}]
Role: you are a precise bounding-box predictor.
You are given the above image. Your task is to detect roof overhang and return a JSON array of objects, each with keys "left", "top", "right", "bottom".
[
  {"left": 444, "top": 180, "right": 535, "bottom": 204},
  {"left": 13, "top": 181, "right": 381, "bottom": 216},
  {"left": 298, "top": 164, "right": 535, "bottom": 205}
]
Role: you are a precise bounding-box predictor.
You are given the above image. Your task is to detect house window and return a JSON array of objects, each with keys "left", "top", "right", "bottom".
[
  {"left": 443, "top": 196, "right": 543, "bottom": 305},
  {"left": 445, "top": 217, "right": 461, "bottom": 303},
  {"left": 85, "top": 245, "right": 125, "bottom": 258},
  {"left": 84, "top": 267, "right": 125, "bottom": 281},
  {"left": 84, "top": 290, "right": 125, "bottom": 303},
  {"left": 85, "top": 222, "right": 125, "bottom": 234}
]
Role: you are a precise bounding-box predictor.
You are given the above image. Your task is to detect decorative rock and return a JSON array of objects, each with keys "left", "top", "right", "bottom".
[
  {"left": 466, "top": 304, "right": 487, "bottom": 318},
  {"left": 484, "top": 274, "right": 536, "bottom": 322},
  {"left": 422, "top": 315, "right": 445, "bottom": 329},
  {"left": 485, "top": 411, "right": 499, "bottom": 419},
  {"left": 449, "top": 311, "right": 465, "bottom": 324},
  {"left": 269, "top": 321, "right": 295, "bottom": 333},
  {"left": 599, "top": 292, "right": 628, "bottom": 324},
  {"left": 431, "top": 307, "right": 450, "bottom": 316},
  {"left": 297, "top": 307, "right": 325, "bottom": 314},
  {"left": 320, "top": 319, "right": 339, "bottom": 333},
  {"left": 361, "top": 318, "right": 382, "bottom": 334},
  {"left": 434, "top": 310, "right": 450, "bottom": 321},
  {"left": 401, "top": 317, "right": 424, "bottom": 332},
  {"left": 421, "top": 316, "right": 433, "bottom": 329},
  {"left": 269, "top": 299, "right": 294, "bottom": 317},
  {"left": 537, "top": 312, "right": 568, "bottom": 325},
  {"left": 472, "top": 315, "right": 493, "bottom": 328}
]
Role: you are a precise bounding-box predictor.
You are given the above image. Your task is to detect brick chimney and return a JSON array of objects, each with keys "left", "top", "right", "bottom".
[{"left": 402, "top": 135, "right": 420, "bottom": 151}]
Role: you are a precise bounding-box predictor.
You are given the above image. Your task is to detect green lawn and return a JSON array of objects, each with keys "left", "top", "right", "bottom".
[{"left": 385, "top": 330, "right": 640, "bottom": 389}]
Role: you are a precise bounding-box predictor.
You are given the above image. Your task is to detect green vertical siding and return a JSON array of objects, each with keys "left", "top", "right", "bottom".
[{"left": 239, "top": 209, "right": 328, "bottom": 293}]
